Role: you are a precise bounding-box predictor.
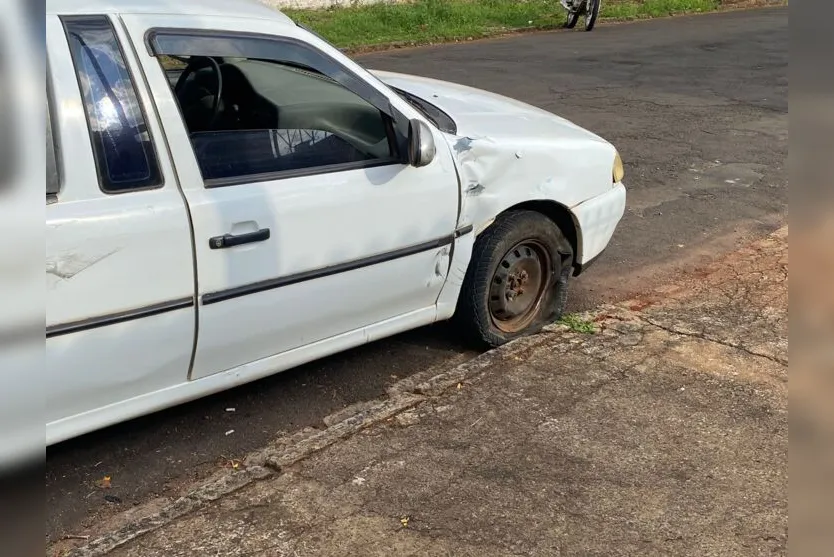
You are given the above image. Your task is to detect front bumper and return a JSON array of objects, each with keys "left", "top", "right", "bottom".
[{"left": 571, "top": 182, "right": 626, "bottom": 275}]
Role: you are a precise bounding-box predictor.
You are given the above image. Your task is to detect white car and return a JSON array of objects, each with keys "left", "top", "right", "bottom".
[{"left": 40, "top": 0, "right": 625, "bottom": 461}]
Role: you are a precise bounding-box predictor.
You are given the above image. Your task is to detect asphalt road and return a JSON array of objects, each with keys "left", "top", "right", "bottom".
[{"left": 45, "top": 7, "right": 788, "bottom": 542}]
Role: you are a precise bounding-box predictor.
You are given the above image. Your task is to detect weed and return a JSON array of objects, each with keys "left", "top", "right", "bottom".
[{"left": 558, "top": 313, "right": 597, "bottom": 334}]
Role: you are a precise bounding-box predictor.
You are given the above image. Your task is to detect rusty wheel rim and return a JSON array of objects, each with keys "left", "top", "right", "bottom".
[{"left": 488, "top": 240, "right": 552, "bottom": 333}]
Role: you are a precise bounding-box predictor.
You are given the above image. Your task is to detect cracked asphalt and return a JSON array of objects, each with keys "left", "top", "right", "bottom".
[{"left": 45, "top": 7, "right": 788, "bottom": 543}]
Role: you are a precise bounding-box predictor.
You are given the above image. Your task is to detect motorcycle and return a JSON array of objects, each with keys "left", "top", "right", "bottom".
[{"left": 560, "top": 0, "right": 601, "bottom": 32}]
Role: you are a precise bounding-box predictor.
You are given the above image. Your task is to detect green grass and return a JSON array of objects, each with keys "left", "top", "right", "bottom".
[
  {"left": 285, "top": 0, "right": 721, "bottom": 51},
  {"left": 603, "top": 0, "right": 720, "bottom": 19},
  {"left": 558, "top": 313, "right": 597, "bottom": 334}
]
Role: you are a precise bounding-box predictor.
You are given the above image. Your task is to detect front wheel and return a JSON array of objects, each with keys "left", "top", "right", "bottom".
[
  {"left": 455, "top": 211, "right": 574, "bottom": 348},
  {"left": 584, "top": 0, "right": 601, "bottom": 31},
  {"left": 565, "top": 10, "right": 580, "bottom": 29}
]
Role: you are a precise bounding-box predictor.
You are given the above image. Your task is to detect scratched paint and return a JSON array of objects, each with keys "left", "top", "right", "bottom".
[
  {"left": 46, "top": 248, "right": 119, "bottom": 280},
  {"left": 466, "top": 182, "right": 486, "bottom": 196},
  {"left": 453, "top": 136, "right": 475, "bottom": 154}
]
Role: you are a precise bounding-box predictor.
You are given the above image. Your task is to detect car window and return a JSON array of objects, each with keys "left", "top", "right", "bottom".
[
  {"left": 153, "top": 35, "right": 401, "bottom": 185},
  {"left": 64, "top": 16, "right": 161, "bottom": 193}
]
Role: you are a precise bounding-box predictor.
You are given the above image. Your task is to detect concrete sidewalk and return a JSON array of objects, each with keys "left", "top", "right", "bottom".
[{"left": 63, "top": 228, "right": 787, "bottom": 557}]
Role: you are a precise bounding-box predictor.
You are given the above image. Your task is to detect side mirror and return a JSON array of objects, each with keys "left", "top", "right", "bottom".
[{"left": 407, "top": 119, "right": 436, "bottom": 167}]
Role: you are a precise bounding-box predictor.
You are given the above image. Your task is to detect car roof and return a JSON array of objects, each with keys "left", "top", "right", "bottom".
[{"left": 46, "top": 0, "right": 293, "bottom": 23}]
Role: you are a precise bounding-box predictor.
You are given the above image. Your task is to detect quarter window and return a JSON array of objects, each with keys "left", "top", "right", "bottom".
[{"left": 64, "top": 16, "right": 161, "bottom": 193}]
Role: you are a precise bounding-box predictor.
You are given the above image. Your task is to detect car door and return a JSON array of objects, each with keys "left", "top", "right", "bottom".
[
  {"left": 120, "top": 14, "right": 461, "bottom": 379},
  {"left": 45, "top": 15, "right": 196, "bottom": 443}
]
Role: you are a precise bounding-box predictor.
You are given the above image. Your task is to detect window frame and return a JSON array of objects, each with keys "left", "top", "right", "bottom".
[
  {"left": 62, "top": 14, "right": 164, "bottom": 194},
  {"left": 145, "top": 28, "right": 413, "bottom": 188},
  {"left": 46, "top": 65, "right": 61, "bottom": 199}
]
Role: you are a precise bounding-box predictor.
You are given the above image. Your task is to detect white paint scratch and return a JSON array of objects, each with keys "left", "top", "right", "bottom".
[{"left": 46, "top": 248, "right": 119, "bottom": 280}]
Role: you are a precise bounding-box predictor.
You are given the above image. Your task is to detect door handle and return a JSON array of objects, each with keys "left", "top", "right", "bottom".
[{"left": 209, "top": 228, "right": 271, "bottom": 249}]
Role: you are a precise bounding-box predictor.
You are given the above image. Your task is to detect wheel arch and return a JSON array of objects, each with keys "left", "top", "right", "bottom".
[{"left": 483, "top": 200, "right": 583, "bottom": 276}]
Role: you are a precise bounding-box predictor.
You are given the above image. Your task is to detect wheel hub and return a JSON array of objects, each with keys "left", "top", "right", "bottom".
[{"left": 488, "top": 241, "right": 552, "bottom": 333}]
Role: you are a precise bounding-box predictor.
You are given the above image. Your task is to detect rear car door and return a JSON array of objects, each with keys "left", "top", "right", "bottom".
[
  {"left": 120, "top": 14, "right": 461, "bottom": 380},
  {"left": 45, "top": 15, "right": 196, "bottom": 443}
]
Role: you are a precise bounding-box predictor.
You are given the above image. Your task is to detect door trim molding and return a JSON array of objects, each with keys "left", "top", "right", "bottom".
[
  {"left": 454, "top": 224, "right": 473, "bottom": 238},
  {"left": 202, "top": 231, "right": 466, "bottom": 306},
  {"left": 46, "top": 297, "right": 195, "bottom": 338}
]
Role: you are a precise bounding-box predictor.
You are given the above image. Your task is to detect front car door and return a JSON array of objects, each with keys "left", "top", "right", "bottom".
[{"left": 121, "top": 14, "right": 462, "bottom": 379}]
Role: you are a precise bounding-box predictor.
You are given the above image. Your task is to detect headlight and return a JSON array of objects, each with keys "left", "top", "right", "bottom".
[{"left": 613, "top": 151, "right": 625, "bottom": 183}]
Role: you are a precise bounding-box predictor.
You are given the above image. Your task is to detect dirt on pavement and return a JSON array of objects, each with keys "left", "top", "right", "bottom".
[{"left": 55, "top": 227, "right": 788, "bottom": 557}]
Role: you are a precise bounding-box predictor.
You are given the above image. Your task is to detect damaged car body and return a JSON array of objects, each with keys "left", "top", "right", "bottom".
[
  {"left": 380, "top": 70, "right": 626, "bottom": 268},
  {"left": 39, "top": 0, "right": 626, "bottom": 462},
  {"left": 377, "top": 70, "right": 627, "bottom": 343}
]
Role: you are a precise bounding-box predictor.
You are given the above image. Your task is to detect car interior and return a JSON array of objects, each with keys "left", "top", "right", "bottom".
[{"left": 164, "top": 55, "right": 395, "bottom": 180}]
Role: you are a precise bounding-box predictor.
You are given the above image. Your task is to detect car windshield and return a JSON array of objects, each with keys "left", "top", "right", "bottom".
[{"left": 295, "top": 21, "right": 457, "bottom": 135}]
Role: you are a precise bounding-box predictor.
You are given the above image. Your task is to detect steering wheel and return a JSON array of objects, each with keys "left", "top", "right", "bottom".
[{"left": 174, "top": 56, "right": 224, "bottom": 130}]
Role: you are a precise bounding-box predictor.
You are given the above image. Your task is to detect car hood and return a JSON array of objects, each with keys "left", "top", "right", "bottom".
[{"left": 371, "top": 70, "right": 610, "bottom": 146}]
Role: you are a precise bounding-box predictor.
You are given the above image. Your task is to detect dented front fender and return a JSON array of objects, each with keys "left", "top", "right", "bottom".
[{"left": 445, "top": 131, "right": 617, "bottom": 264}]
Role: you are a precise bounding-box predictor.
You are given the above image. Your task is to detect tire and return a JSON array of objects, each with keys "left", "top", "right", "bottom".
[
  {"left": 455, "top": 211, "right": 574, "bottom": 348},
  {"left": 565, "top": 10, "right": 580, "bottom": 29},
  {"left": 584, "top": 0, "right": 601, "bottom": 31}
]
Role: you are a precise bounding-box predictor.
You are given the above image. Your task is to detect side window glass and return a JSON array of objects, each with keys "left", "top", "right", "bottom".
[
  {"left": 156, "top": 47, "right": 397, "bottom": 185},
  {"left": 64, "top": 16, "right": 161, "bottom": 193}
]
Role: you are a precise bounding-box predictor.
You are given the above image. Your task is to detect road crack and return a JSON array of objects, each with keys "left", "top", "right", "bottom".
[{"left": 637, "top": 315, "right": 787, "bottom": 367}]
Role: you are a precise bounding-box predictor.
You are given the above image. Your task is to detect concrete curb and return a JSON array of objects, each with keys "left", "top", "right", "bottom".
[
  {"left": 264, "top": 393, "right": 426, "bottom": 470},
  {"left": 65, "top": 465, "right": 274, "bottom": 557},
  {"left": 62, "top": 326, "right": 582, "bottom": 557}
]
